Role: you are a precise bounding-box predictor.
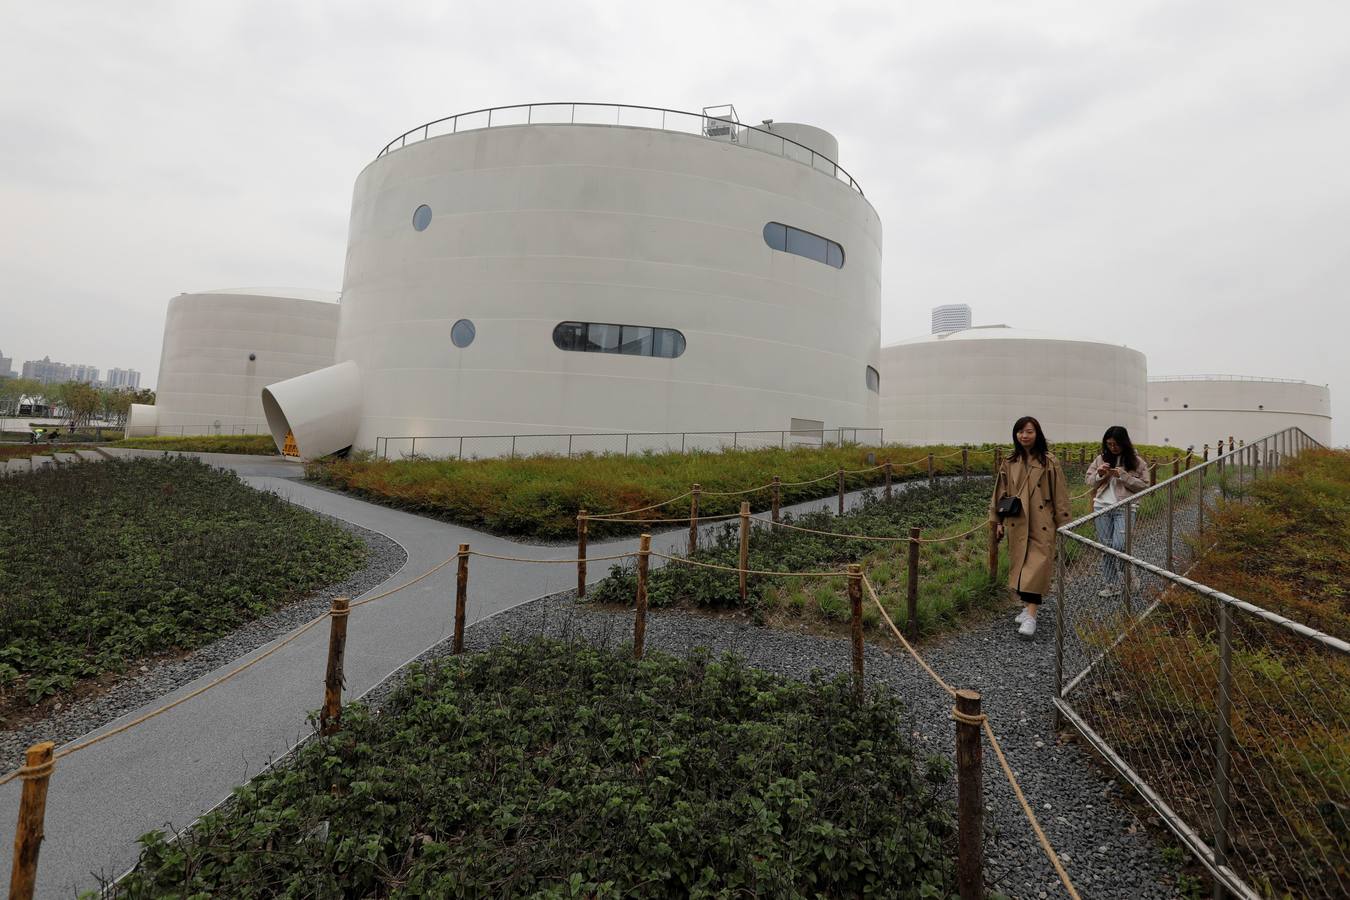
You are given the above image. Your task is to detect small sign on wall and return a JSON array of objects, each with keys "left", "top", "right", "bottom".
[{"left": 282, "top": 431, "right": 300, "bottom": 458}]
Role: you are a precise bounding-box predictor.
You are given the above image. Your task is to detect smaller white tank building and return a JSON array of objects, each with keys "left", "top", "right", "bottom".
[
  {"left": 1148, "top": 376, "right": 1331, "bottom": 449},
  {"left": 129, "top": 289, "right": 339, "bottom": 437},
  {"left": 880, "top": 324, "right": 1148, "bottom": 446}
]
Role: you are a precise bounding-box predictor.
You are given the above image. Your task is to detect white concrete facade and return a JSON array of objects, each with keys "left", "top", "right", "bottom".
[
  {"left": 1147, "top": 377, "right": 1331, "bottom": 449},
  {"left": 264, "top": 112, "right": 882, "bottom": 459},
  {"left": 879, "top": 325, "right": 1148, "bottom": 446},
  {"left": 140, "top": 290, "right": 339, "bottom": 436}
]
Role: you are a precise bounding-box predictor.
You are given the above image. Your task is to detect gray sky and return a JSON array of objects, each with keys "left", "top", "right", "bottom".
[{"left": 2, "top": 0, "right": 1346, "bottom": 442}]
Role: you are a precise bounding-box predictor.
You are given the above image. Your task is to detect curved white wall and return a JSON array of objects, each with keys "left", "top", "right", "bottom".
[
  {"left": 335, "top": 120, "right": 881, "bottom": 454},
  {"left": 1148, "top": 378, "right": 1331, "bottom": 448},
  {"left": 261, "top": 361, "right": 362, "bottom": 459},
  {"left": 880, "top": 326, "right": 1148, "bottom": 445},
  {"left": 152, "top": 291, "right": 339, "bottom": 435}
]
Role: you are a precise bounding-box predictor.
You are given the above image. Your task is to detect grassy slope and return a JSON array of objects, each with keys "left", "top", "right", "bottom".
[
  {"left": 108, "top": 434, "right": 279, "bottom": 454},
  {"left": 0, "top": 458, "right": 364, "bottom": 715}
]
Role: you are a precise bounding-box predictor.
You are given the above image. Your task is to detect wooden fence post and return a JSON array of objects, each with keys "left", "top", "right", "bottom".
[
  {"left": 1228, "top": 436, "right": 1234, "bottom": 453},
  {"left": 8, "top": 741, "right": 55, "bottom": 900},
  {"left": 837, "top": 468, "right": 845, "bottom": 515},
  {"left": 961, "top": 447, "right": 969, "bottom": 481},
  {"left": 848, "top": 564, "right": 864, "bottom": 704},
  {"left": 738, "top": 501, "right": 751, "bottom": 602},
  {"left": 688, "top": 484, "right": 701, "bottom": 555},
  {"left": 454, "top": 545, "right": 469, "bottom": 653},
  {"left": 771, "top": 475, "right": 781, "bottom": 523},
  {"left": 884, "top": 459, "right": 893, "bottom": 500},
  {"left": 576, "top": 512, "right": 588, "bottom": 599},
  {"left": 1079, "top": 446, "right": 1086, "bottom": 464},
  {"left": 907, "top": 527, "right": 921, "bottom": 638},
  {"left": 1203, "top": 444, "right": 1209, "bottom": 462},
  {"left": 927, "top": 452, "right": 935, "bottom": 485},
  {"left": 986, "top": 521, "right": 999, "bottom": 583},
  {"left": 1172, "top": 457, "right": 1180, "bottom": 479},
  {"left": 1185, "top": 452, "right": 1193, "bottom": 471},
  {"left": 633, "top": 534, "right": 651, "bottom": 659},
  {"left": 1149, "top": 459, "right": 1157, "bottom": 486},
  {"left": 955, "top": 690, "right": 985, "bottom": 900},
  {"left": 320, "top": 596, "right": 350, "bottom": 736}
]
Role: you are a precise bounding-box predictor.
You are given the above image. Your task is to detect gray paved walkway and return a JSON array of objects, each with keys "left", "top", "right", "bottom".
[{"left": 1, "top": 451, "right": 947, "bottom": 897}]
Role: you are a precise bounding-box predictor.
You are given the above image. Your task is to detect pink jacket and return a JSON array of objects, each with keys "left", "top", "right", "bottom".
[{"left": 1085, "top": 454, "right": 1150, "bottom": 504}]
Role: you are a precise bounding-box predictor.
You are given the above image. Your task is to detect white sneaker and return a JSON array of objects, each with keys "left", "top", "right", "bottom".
[
  {"left": 1017, "top": 617, "right": 1037, "bottom": 640},
  {"left": 1015, "top": 609, "right": 1030, "bottom": 625},
  {"left": 1097, "top": 586, "right": 1120, "bottom": 598}
]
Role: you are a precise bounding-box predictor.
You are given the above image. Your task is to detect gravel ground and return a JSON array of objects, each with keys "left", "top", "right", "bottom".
[{"left": 0, "top": 517, "right": 407, "bottom": 771}]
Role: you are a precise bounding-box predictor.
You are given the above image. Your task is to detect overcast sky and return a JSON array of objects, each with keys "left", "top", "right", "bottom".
[{"left": 2, "top": 0, "right": 1346, "bottom": 442}]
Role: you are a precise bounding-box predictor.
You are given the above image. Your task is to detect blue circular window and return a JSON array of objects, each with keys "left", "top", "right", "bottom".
[
  {"left": 412, "top": 204, "right": 432, "bottom": 231},
  {"left": 451, "top": 319, "right": 476, "bottom": 348}
]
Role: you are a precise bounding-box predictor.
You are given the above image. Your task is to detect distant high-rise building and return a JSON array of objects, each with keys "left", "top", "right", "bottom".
[
  {"left": 106, "top": 367, "right": 141, "bottom": 390},
  {"left": 22, "top": 356, "right": 72, "bottom": 384},
  {"left": 931, "top": 304, "right": 973, "bottom": 334},
  {"left": 69, "top": 363, "right": 100, "bottom": 384},
  {"left": 0, "top": 350, "right": 13, "bottom": 379}
]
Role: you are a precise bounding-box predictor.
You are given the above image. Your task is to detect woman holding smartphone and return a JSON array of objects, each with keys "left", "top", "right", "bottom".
[
  {"left": 990, "top": 416, "right": 1072, "bottom": 640},
  {"left": 1085, "top": 426, "right": 1151, "bottom": 596}
]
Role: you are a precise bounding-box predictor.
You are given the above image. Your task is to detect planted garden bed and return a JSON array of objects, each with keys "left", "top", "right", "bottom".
[
  {"left": 108, "top": 434, "right": 279, "bottom": 455},
  {"left": 0, "top": 458, "right": 364, "bottom": 717},
  {"left": 110, "top": 638, "right": 957, "bottom": 898}
]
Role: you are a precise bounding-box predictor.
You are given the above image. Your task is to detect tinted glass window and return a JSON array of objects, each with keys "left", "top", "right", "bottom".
[
  {"left": 826, "top": 241, "right": 844, "bottom": 268},
  {"left": 553, "top": 321, "right": 586, "bottom": 351},
  {"left": 554, "top": 322, "right": 685, "bottom": 358},
  {"left": 620, "top": 325, "right": 654, "bottom": 356},
  {"left": 786, "top": 227, "right": 827, "bottom": 263},
  {"left": 586, "top": 323, "right": 622, "bottom": 353},
  {"left": 451, "top": 319, "right": 475, "bottom": 348},
  {"left": 762, "top": 222, "right": 787, "bottom": 251},
  {"left": 412, "top": 204, "right": 432, "bottom": 231},
  {"left": 866, "top": 366, "right": 880, "bottom": 393},
  {"left": 653, "top": 328, "right": 686, "bottom": 359},
  {"left": 764, "top": 222, "right": 844, "bottom": 269}
]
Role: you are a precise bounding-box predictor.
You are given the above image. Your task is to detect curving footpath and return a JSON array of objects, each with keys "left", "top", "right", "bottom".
[{"left": 0, "top": 451, "right": 925, "bottom": 897}]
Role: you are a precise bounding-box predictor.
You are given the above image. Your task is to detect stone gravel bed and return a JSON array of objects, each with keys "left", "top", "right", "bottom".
[
  {"left": 353, "top": 587, "right": 1181, "bottom": 900},
  {"left": 0, "top": 517, "right": 407, "bottom": 772}
]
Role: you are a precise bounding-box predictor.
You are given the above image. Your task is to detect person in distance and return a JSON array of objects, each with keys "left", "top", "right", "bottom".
[
  {"left": 1085, "top": 426, "right": 1150, "bottom": 597},
  {"left": 990, "top": 416, "right": 1071, "bottom": 640}
]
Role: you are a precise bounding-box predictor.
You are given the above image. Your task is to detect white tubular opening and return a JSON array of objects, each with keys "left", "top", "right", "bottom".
[{"left": 261, "top": 361, "right": 362, "bottom": 460}]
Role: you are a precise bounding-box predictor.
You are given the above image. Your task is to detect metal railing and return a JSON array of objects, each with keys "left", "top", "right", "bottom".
[
  {"left": 374, "top": 102, "right": 865, "bottom": 196},
  {"left": 1148, "top": 374, "right": 1310, "bottom": 384},
  {"left": 1054, "top": 427, "right": 1347, "bottom": 899},
  {"left": 122, "top": 424, "right": 270, "bottom": 438},
  {"left": 375, "top": 428, "right": 884, "bottom": 461}
]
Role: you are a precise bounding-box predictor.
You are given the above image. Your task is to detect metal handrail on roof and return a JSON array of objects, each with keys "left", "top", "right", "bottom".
[
  {"left": 374, "top": 102, "right": 864, "bottom": 196},
  {"left": 1148, "top": 374, "right": 1308, "bottom": 384}
]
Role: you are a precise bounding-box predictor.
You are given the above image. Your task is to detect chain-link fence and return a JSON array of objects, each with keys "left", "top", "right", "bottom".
[
  {"left": 375, "top": 427, "right": 885, "bottom": 460},
  {"left": 1054, "top": 428, "right": 1348, "bottom": 899}
]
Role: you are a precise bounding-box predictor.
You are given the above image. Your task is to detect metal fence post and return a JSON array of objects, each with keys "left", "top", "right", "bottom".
[
  {"left": 1054, "top": 541, "right": 1065, "bottom": 730},
  {"left": 411, "top": 437, "right": 416, "bottom": 458},
  {"left": 1123, "top": 499, "right": 1134, "bottom": 613},
  {"left": 1166, "top": 481, "right": 1175, "bottom": 572},
  {"left": 1197, "top": 466, "right": 1205, "bottom": 534},
  {"left": 1214, "top": 599, "right": 1235, "bottom": 900}
]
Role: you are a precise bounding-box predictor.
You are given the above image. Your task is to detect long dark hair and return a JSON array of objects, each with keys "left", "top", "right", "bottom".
[
  {"left": 1007, "top": 416, "right": 1049, "bottom": 464},
  {"left": 1101, "top": 426, "right": 1138, "bottom": 471}
]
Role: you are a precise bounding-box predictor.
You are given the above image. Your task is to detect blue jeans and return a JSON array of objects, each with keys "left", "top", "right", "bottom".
[{"left": 1094, "top": 506, "right": 1129, "bottom": 583}]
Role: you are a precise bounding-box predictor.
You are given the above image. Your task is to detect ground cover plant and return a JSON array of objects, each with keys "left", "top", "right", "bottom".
[
  {"left": 111, "top": 638, "right": 958, "bottom": 898},
  {"left": 305, "top": 441, "right": 1177, "bottom": 541},
  {"left": 0, "top": 458, "right": 364, "bottom": 716},
  {"left": 1075, "top": 449, "right": 1349, "bottom": 899},
  {"left": 108, "top": 433, "right": 279, "bottom": 455},
  {"left": 0, "top": 444, "right": 55, "bottom": 461}
]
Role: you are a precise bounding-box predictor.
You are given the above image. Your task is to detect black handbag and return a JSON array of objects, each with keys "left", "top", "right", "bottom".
[{"left": 995, "top": 463, "right": 1023, "bottom": 519}]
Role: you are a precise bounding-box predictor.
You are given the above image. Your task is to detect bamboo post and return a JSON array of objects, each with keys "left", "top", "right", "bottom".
[
  {"left": 8, "top": 741, "right": 55, "bottom": 900},
  {"left": 954, "top": 690, "right": 985, "bottom": 900},
  {"left": 576, "top": 512, "right": 588, "bottom": 599},
  {"left": 907, "top": 527, "right": 921, "bottom": 638},
  {"left": 633, "top": 533, "right": 651, "bottom": 659},
  {"left": 454, "top": 545, "right": 469, "bottom": 653},
  {"left": 884, "top": 459, "right": 893, "bottom": 500},
  {"left": 848, "top": 564, "right": 864, "bottom": 704},
  {"left": 688, "top": 484, "right": 701, "bottom": 555},
  {"left": 771, "top": 475, "right": 781, "bottom": 523},
  {"left": 738, "top": 501, "right": 751, "bottom": 602},
  {"left": 986, "top": 521, "right": 999, "bottom": 583},
  {"left": 837, "top": 468, "right": 845, "bottom": 515},
  {"left": 927, "top": 452, "right": 935, "bottom": 485},
  {"left": 961, "top": 447, "right": 969, "bottom": 481},
  {"left": 320, "top": 596, "right": 350, "bottom": 736},
  {"left": 1185, "top": 452, "right": 1193, "bottom": 471}
]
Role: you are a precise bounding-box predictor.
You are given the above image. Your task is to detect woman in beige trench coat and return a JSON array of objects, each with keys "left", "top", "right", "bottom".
[{"left": 989, "top": 416, "right": 1071, "bottom": 640}]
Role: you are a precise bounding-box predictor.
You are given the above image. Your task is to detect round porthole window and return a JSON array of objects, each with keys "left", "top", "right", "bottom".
[
  {"left": 248, "top": 353, "right": 256, "bottom": 361},
  {"left": 412, "top": 204, "right": 432, "bottom": 232},
  {"left": 451, "top": 319, "right": 475, "bottom": 348}
]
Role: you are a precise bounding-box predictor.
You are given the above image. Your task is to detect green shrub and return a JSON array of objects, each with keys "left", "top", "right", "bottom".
[
  {"left": 108, "top": 434, "right": 279, "bottom": 454},
  {"left": 111, "top": 639, "right": 957, "bottom": 898}
]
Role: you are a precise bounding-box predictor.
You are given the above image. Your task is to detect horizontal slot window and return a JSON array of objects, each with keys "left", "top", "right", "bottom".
[
  {"left": 553, "top": 322, "right": 686, "bottom": 359},
  {"left": 763, "top": 222, "right": 844, "bottom": 269}
]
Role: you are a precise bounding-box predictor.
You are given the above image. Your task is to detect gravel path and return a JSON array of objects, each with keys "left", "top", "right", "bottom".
[{"left": 0, "top": 517, "right": 406, "bottom": 769}]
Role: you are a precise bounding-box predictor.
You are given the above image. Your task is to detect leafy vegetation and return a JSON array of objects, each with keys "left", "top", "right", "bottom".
[
  {"left": 306, "top": 442, "right": 1177, "bottom": 541},
  {"left": 108, "top": 433, "right": 280, "bottom": 455},
  {"left": 1081, "top": 449, "right": 1349, "bottom": 899},
  {"left": 0, "top": 444, "right": 55, "bottom": 461},
  {"left": 112, "top": 639, "right": 958, "bottom": 898},
  {"left": 0, "top": 458, "right": 364, "bottom": 713}
]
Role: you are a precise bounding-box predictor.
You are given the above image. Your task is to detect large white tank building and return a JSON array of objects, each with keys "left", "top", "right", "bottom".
[
  {"left": 1148, "top": 376, "right": 1331, "bottom": 448},
  {"left": 261, "top": 103, "right": 882, "bottom": 459},
  {"left": 879, "top": 325, "right": 1148, "bottom": 445},
  {"left": 130, "top": 289, "right": 339, "bottom": 437}
]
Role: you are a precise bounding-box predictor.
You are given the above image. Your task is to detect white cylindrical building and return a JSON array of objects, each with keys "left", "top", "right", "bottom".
[
  {"left": 264, "top": 103, "right": 882, "bottom": 458},
  {"left": 1147, "top": 376, "right": 1331, "bottom": 449},
  {"left": 879, "top": 325, "right": 1148, "bottom": 445},
  {"left": 144, "top": 289, "right": 339, "bottom": 437}
]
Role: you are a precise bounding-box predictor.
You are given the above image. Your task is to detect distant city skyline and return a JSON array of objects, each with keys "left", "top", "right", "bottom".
[{"left": 13, "top": 354, "right": 140, "bottom": 388}]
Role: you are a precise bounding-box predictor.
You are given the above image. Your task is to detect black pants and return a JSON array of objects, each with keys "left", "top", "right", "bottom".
[{"left": 1018, "top": 591, "right": 1042, "bottom": 606}]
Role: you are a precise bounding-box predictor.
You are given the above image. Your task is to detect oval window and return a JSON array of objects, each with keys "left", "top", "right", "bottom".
[
  {"left": 412, "top": 204, "right": 433, "bottom": 232},
  {"left": 451, "top": 319, "right": 475, "bottom": 348}
]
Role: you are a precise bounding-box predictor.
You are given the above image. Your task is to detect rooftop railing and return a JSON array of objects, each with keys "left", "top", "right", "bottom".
[
  {"left": 375, "top": 102, "right": 865, "bottom": 196},
  {"left": 1148, "top": 374, "right": 1309, "bottom": 384}
]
